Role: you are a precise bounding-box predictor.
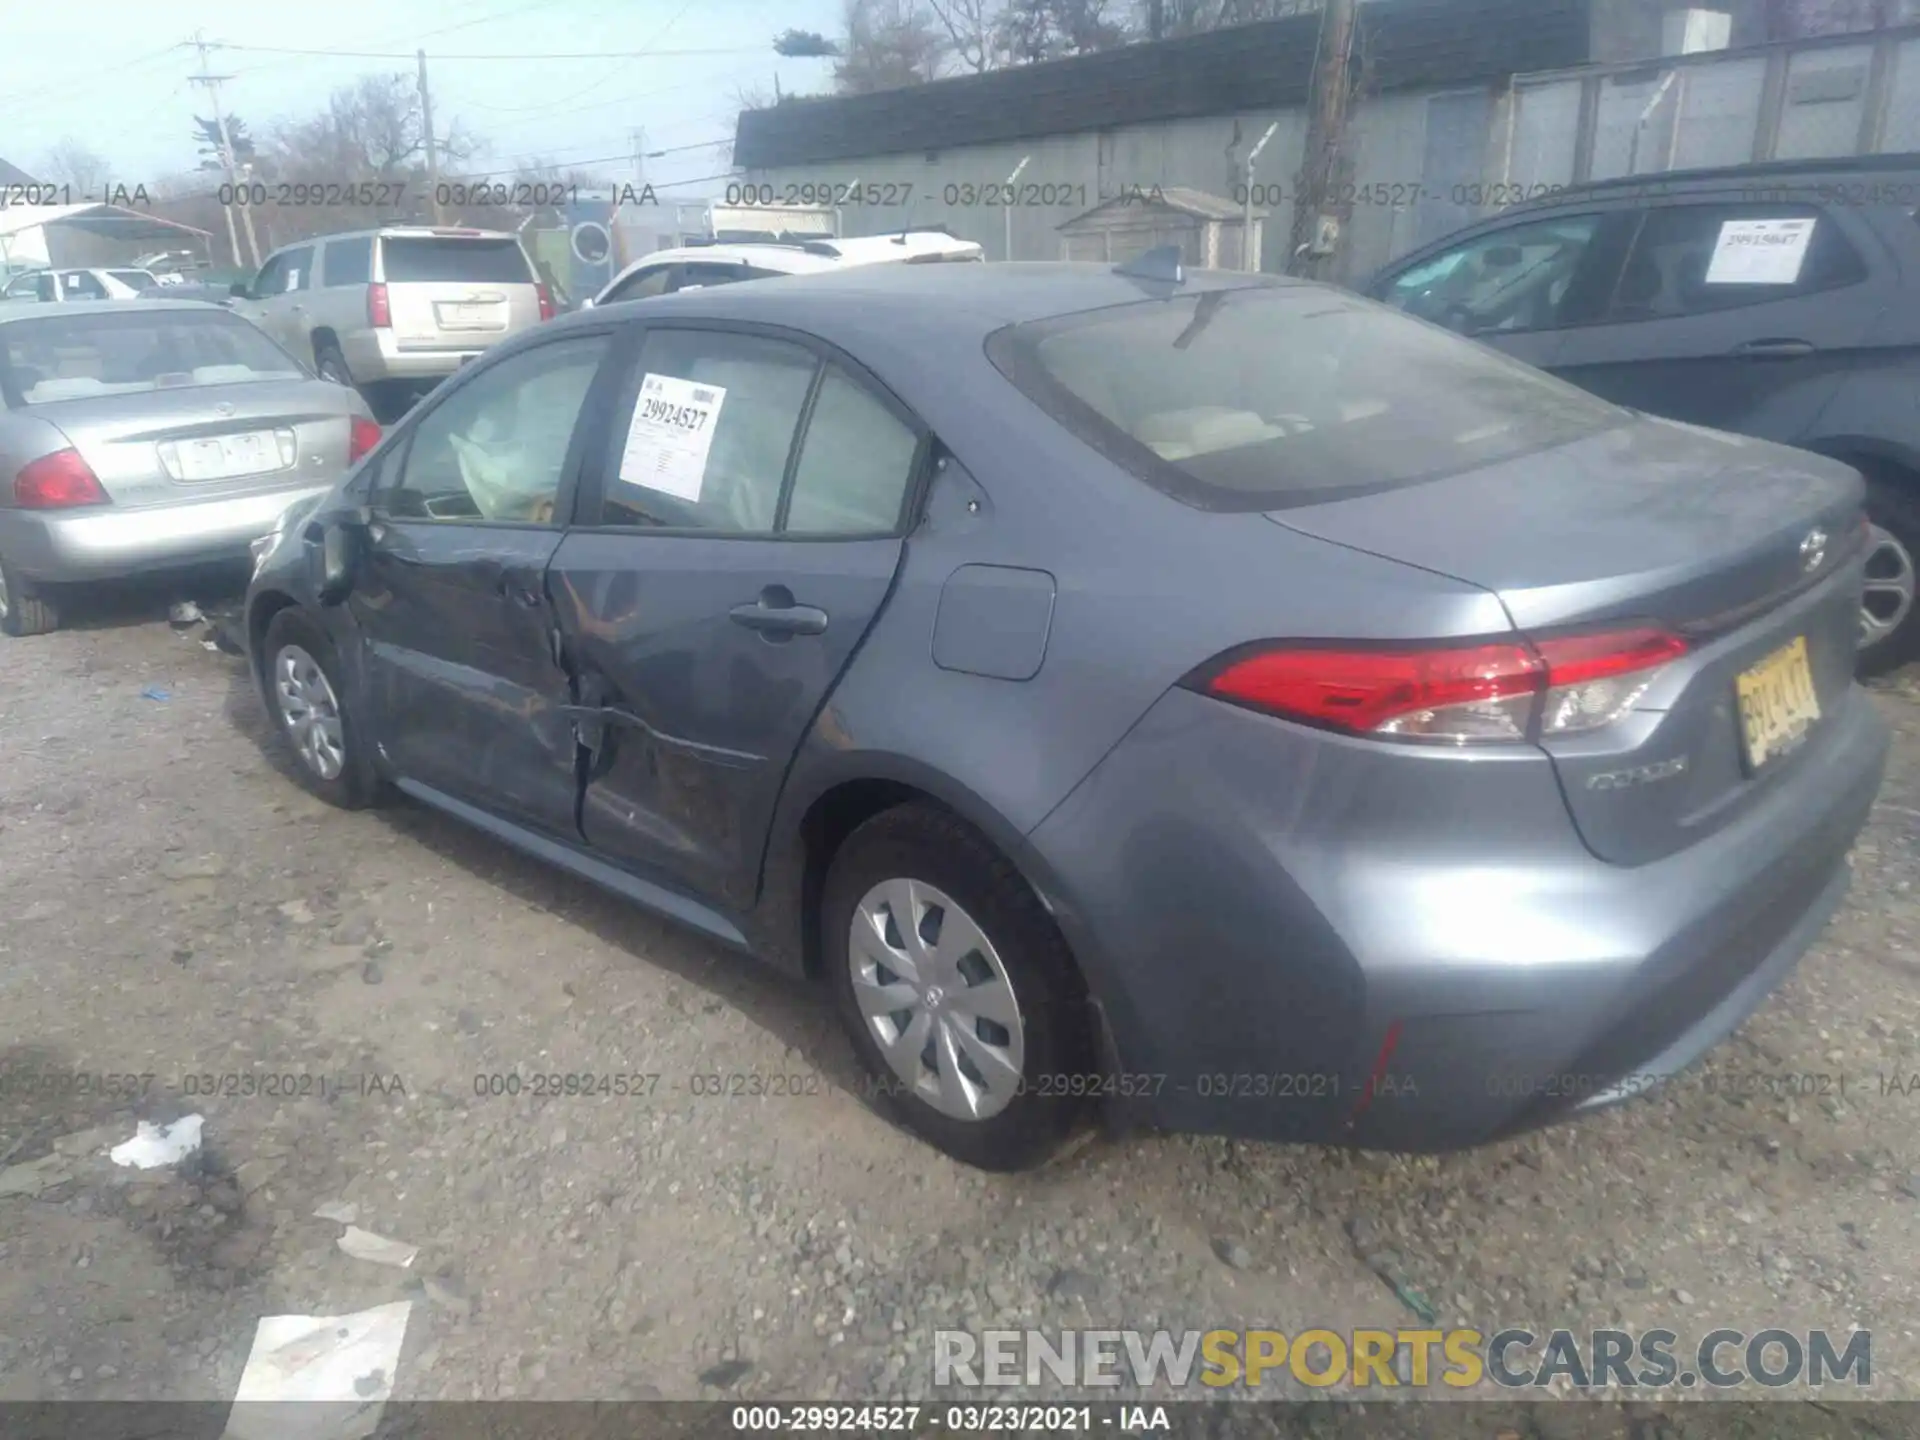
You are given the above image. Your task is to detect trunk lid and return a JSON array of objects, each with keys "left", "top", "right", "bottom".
[
  {"left": 32, "top": 379, "right": 364, "bottom": 506},
  {"left": 377, "top": 235, "right": 539, "bottom": 353},
  {"left": 1270, "top": 415, "right": 1867, "bottom": 865}
]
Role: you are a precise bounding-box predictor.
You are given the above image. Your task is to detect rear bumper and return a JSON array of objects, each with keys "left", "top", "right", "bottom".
[
  {"left": 1027, "top": 682, "right": 1887, "bottom": 1151},
  {"left": 343, "top": 332, "right": 498, "bottom": 383},
  {"left": 0, "top": 485, "right": 331, "bottom": 583}
]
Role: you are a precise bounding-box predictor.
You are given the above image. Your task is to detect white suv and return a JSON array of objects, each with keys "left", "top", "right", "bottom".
[{"left": 587, "top": 231, "right": 983, "bottom": 307}]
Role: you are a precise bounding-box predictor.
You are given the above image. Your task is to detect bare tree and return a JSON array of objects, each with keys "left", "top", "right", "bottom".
[
  {"left": 926, "top": 0, "right": 1007, "bottom": 73},
  {"left": 834, "top": 0, "right": 951, "bottom": 92},
  {"left": 1001, "top": 0, "right": 1128, "bottom": 62},
  {"left": 40, "top": 139, "right": 108, "bottom": 198},
  {"left": 1148, "top": 0, "right": 1318, "bottom": 38}
]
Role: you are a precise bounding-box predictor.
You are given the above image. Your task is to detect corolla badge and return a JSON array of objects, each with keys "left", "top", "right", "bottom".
[
  {"left": 214, "top": 401, "right": 236, "bottom": 417},
  {"left": 1800, "top": 527, "right": 1828, "bottom": 573},
  {"left": 1586, "top": 756, "right": 1690, "bottom": 791}
]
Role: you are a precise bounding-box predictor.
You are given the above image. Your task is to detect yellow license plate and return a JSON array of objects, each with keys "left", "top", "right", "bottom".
[{"left": 1735, "top": 635, "right": 1820, "bottom": 770}]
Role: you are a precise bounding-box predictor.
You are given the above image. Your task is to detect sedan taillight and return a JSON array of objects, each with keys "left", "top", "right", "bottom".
[
  {"left": 535, "top": 282, "right": 555, "bottom": 322},
  {"left": 349, "top": 416, "right": 382, "bottom": 463},
  {"left": 15, "top": 449, "right": 109, "bottom": 509},
  {"left": 1192, "top": 626, "right": 1688, "bottom": 745}
]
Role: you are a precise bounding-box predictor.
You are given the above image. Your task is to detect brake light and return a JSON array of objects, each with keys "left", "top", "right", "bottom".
[
  {"left": 1194, "top": 626, "right": 1688, "bottom": 745},
  {"left": 15, "top": 449, "right": 108, "bottom": 509},
  {"left": 367, "top": 282, "right": 391, "bottom": 328},
  {"left": 348, "top": 416, "right": 382, "bottom": 463},
  {"left": 535, "top": 282, "right": 555, "bottom": 322}
]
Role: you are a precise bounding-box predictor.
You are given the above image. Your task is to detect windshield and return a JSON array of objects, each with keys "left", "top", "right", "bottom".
[
  {"left": 987, "top": 285, "right": 1627, "bottom": 511},
  {"left": 0, "top": 310, "right": 307, "bottom": 406},
  {"left": 380, "top": 237, "right": 533, "bottom": 284}
]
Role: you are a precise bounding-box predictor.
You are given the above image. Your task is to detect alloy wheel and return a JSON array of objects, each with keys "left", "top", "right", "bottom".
[
  {"left": 275, "top": 644, "right": 346, "bottom": 781},
  {"left": 847, "top": 878, "right": 1025, "bottom": 1122},
  {"left": 1861, "top": 523, "right": 1916, "bottom": 652}
]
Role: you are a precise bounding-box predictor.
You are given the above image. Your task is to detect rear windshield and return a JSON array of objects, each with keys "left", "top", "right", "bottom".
[
  {"left": 380, "top": 237, "right": 532, "bottom": 285},
  {"left": 0, "top": 310, "right": 306, "bottom": 406},
  {"left": 987, "top": 285, "right": 1627, "bottom": 511}
]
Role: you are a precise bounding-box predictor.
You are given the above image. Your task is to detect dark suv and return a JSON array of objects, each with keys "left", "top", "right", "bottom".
[{"left": 1365, "top": 154, "right": 1920, "bottom": 673}]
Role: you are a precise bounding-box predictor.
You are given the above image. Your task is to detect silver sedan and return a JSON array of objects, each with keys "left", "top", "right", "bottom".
[{"left": 0, "top": 298, "right": 378, "bottom": 636}]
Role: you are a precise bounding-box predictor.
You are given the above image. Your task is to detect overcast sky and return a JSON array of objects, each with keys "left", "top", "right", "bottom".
[{"left": 0, "top": 0, "right": 844, "bottom": 199}]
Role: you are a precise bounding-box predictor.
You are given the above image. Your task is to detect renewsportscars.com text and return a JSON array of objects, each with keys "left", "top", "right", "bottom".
[{"left": 934, "top": 1327, "right": 1872, "bottom": 1390}]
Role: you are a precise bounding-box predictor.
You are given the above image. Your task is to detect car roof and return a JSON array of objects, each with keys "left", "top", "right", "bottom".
[
  {"left": 1504, "top": 150, "right": 1920, "bottom": 215},
  {"left": 631, "top": 244, "right": 841, "bottom": 273},
  {"left": 559, "top": 260, "right": 1288, "bottom": 351},
  {"left": 0, "top": 297, "right": 234, "bottom": 325},
  {"left": 269, "top": 226, "right": 519, "bottom": 246}
]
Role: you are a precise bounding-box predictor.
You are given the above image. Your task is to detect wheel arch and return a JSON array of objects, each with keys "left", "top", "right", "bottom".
[
  {"left": 755, "top": 753, "right": 1090, "bottom": 991},
  {"left": 247, "top": 588, "right": 302, "bottom": 692}
]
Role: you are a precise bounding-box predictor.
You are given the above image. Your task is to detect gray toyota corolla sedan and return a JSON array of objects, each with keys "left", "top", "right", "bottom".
[
  {"left": 242, "top": 258, "right": 1887, "bottom": 1171},
  {"left": 0, "top": 299, "right": 377, "bottom": 636}
]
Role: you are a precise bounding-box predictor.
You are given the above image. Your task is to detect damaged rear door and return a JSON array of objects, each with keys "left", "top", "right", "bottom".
[
  {"left": 545, "top": 323, "right": 925, "bottom": 911},
  {"left": 348, "top": 329, "right": 617, "bottom": 836}
]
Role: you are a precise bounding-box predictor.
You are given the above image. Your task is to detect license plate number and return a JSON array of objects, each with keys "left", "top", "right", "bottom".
[
  {"left": 436, "top": 302, "right": 499, "bottom": 329},
  {"left": 177, "top": 431, "right": 276, "bottom": 480},
  {"left": 1735, "top": 635, "right": 1820, "bottom": 770}
]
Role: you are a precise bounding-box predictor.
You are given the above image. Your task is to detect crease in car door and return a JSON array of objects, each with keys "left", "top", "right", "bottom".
[
  {"left": 349, "top": 331, "right": 613, "bottom": 837},
  {"left": 546, "top": 328, "right": 918, "bottom": 912}
]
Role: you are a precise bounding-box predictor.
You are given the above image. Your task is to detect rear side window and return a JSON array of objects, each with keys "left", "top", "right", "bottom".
[
  {"left": 323, "top": 237, "right": 373, "bottom": 286},
  {"left": 0, "top": 311, "right": 305, "bottom": 406},
  {"left": 1374, "top": 213, "right": 1609, "bottom": 335},
  {"left": 988, "top": 287, "right": 1625, "bottom": 512},
  {"left": 784, "top": 366, "right": 921, "bottom": 534},
  {"left": 60, "top": 272, "right": 108, "bottom": 300},
  {"left": 107, "top": 270, "right": 157, "bottom": 292},
  {"left": 1605, "top": 204, "right": 1866, "bottom": 321},
  {"left": 380, "top": 237, "right": 533, "bottom": 285},
  {"left": 679, "top": 262, "right": 745, "bottom": 290},
  {"left": 604, "top": 266, "right": 674, "bottom": 304}
]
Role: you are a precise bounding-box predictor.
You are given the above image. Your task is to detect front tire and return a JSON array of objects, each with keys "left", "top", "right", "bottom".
[
  {"left": 1859, "top": 474, "right": 1920, "bottom": 678},
  {"left": 261, "top": 608, "right": 382, "bottom": 808},
  {"left": 823, "top": 804, "right": 1091, "bottom": 1171},
  {"left": 0, "top": 558, "right": 57, "bottom": 637}
]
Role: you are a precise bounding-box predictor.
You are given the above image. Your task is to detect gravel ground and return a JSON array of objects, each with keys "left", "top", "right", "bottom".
[{"left": 2, "top": 590, "right": 1919, "bottom": 1425}]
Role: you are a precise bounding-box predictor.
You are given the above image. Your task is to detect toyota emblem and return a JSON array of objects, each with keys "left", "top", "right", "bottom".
[
  {"left": 1800, "top": 527, "right": 1828, "bottom": 573},
  {"left": 214, "top": 401, "right": 236, "bottom": 418}
]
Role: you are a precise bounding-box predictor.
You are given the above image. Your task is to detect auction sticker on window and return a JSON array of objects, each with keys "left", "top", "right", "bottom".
[
  {"left": 1705, "top": 217, "right": 1814, "bottom": 285},
  {"left": 617, "top": 372, "right": 725, "bottom": 502}
]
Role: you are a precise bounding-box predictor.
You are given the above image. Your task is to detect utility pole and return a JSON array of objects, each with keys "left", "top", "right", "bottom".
[
  {"left": 630, "top": 128, "right": 647, "bottom": 191},
  {"left": 419, "top": 49, "right": 442, "bottom": 223},
  {"left": 1287, "top": 0, "right": 1358, "bottom": 281},
  {"left": 190, "top": 33, "right": 260, "bottom": 269},
  {"left": 1148, "top": 0, "right": 1164, "bottom": 41}
]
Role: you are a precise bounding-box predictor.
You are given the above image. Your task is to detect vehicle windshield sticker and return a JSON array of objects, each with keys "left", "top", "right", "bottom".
[
  {"left": 616, "top": 372, "right": 726, "bottom": 503},
  {"left": 1704, "top": 218, "right": 1814, "bottom": 285}
]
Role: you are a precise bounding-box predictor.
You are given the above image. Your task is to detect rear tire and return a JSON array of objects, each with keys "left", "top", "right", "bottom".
[
  {"left": 0, "top": 558, "right": 58, "bottom": 637},
  {"left": 822, "top": 803, "right": 1091, "bottom": 1172},
  {"left": 261, "top": 608, "right": 383, "bottom": 809},
  {"left": 1858, "top": 472, "right": 1920, "bottom": 678},
  {"left": 313, "top": 340, "right": 353, "bottom": 387}
]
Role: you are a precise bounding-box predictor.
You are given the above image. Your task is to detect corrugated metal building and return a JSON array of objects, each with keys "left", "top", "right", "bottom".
[{"left": 733, "top": 0, "right": 1594, "bottom": 280}]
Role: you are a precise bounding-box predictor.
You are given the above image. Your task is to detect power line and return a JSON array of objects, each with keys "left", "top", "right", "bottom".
[
  {"left": 209, "top": 43, "right": 769, "bottom": 61},
  {"left": 0, "top": 43, "right": 186, "bottom": 121}
]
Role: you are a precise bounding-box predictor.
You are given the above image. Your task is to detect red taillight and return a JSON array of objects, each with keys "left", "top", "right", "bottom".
[
  {"left": 367, "top": 282, "right": 391, "bottom": 328},
  {"left": 349, "top": 416, "right": 382, "bottom": 463},
  {"left": 15, "top": 449, "right": 108, "bottom": 510},
  {"left": 535, "top": 283, "right": 555, "bottom": 322},
  {"left": 1196, "top": 626, "right": 1689, "bottom": 745}
]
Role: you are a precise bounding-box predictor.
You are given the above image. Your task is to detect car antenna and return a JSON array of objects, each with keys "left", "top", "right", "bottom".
[{"left": 1114, "top": 245, "right": 1184, "bottom": 285}]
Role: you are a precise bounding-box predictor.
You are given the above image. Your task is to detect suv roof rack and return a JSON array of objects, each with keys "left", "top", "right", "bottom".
[{"left": 1515, "top": 150, "right": 1920, "bottom": 208}]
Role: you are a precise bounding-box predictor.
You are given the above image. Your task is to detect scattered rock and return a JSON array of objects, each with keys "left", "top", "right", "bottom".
[
  {"left": 699, "top": 1358, "right": 752, "bottom": 1390},
  {"left": 160, "top": 854, "right": 227, "bottom": 882},
  {"left": 329, "top": 914, "right": 377, "bottom": 947},
  {"left": 422, "top": 1273, "right": 473, "bottom": 1321},
  {"left": 313, "top": 1200, "right": 359, "bottom": 1225},
  {"left": 1673, "top": 1288, "right": 1695, "bottom": 1307},
  {"left": 1211, "top": 1238, "right": 1253, "bottom": 1270},
  {"left": 361, "top": 960, "right": 384, "bottom": 985},
  {"left": 277, "top": 899, "right": 315, "bottom": 925},
  {"left": 0, "top": 1155, "right": 74, "bottom": 1198},
  {"left": 1045, "top": 1267, "right": 1100, "bottom": 1302}
]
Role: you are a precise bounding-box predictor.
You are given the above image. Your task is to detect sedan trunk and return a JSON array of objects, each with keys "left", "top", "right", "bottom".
[
  {"left": 29, "top": 380, "right": 364, "bottom": 508},
  {"left": 1269, "top": 416, "right": 1866, "bottom": 866}
]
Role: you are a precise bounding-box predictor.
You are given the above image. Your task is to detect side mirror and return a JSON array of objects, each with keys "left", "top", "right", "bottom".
[
  {"left": 312, "top": 509, "right": 370, "bottom": 606},
  {"left": 229, "top": 281, "right": 250, "bottom": 298},
  {"left": 578, "top": 296, "right": 596, "bottom": 309}
]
